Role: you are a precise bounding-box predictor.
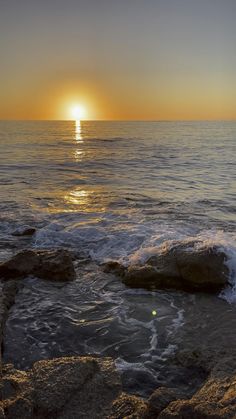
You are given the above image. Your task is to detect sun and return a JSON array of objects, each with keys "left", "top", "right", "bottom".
[{"left": 70, "top": 104, "right": 87, "bottom": 121}]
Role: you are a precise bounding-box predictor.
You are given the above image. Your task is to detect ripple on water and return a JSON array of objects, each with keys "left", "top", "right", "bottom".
[{"left": 3, "top": 262, "right": 236, "bottom": 397}]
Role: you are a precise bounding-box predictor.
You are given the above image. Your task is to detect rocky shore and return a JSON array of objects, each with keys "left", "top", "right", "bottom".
[
  {"left": 0, "top": 246, "right": 235, "bottom": 418},
  {"left": 104, "top": 241, "right": 230, "bottom": 292}
]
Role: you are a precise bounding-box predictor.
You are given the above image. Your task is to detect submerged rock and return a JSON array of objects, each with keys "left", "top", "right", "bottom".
[
  {"left": 0, "top": 249, "right": 76, "bottom": 281},
  {"left": 105, "top": 241, "right": 230, "bottom": 292},
  {"left": 12, "top": 226, "right": 36, "bottom": 237}
]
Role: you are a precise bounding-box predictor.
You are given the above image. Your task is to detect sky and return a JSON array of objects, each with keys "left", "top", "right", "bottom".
[{"left": 0, "top": 0, "right": 236, "bottom": 120}]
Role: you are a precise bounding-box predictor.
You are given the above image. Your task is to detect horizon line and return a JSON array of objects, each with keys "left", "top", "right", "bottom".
[{"left": 0, "top": 118, "right": 236, "bottom": 122}]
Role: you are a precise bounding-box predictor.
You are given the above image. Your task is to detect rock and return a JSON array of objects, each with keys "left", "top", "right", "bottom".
[
  {"left": 106, "top": 241, "right": 230, "bottom": 292},
  {"left": 146, "top": 387, "right": 184, "bottom": 418},
  {"left": 0, "top": 353, "right": 236, "bottom": 418},
  {"left": 12, "top": 226, "right": 36, "bottom": 237},
  {"left": 0, "top": 249, "right": 76, "bottom": 281},
  {"left": 32, "top": 356, "right": 121, "bottom": 418},
  {"left": 173, "top": 348, "right": 216, "bottom": 374},
  {"left": 0, "top": 281, "right": 19, "bottom": 366},
  {"left": 109, "top": 393, "right": 148, "bottom": 418},
  {"left": 102, "top": 261, "right": 125, "bottom": 276},
  {"left": 0, "top": 356, "right": 122, "bottom": 419},
  {"left": 5, "top": 397, "right": 33, "bottom": 418},
  {"left": 158, "top": 354, "right": 236, "bottom": 419}
]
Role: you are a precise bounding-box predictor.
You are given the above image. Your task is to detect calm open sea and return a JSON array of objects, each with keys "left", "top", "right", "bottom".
[{"left": 0, "top": 120, "right": 236, "bottom": 395}]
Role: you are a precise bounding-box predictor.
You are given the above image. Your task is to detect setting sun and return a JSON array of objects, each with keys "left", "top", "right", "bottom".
[{"left": 70, "top": 105, "right": 87, "bottom": 121}]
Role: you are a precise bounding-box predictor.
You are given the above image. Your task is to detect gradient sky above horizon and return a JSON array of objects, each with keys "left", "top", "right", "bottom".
[{"left": 1, "top": 0, "right": 236, "bottom": 120}]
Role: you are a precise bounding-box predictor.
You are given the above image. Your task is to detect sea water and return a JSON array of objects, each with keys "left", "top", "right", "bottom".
[{"left": 0, "top": 120, "right": 236, "bottom": 395}]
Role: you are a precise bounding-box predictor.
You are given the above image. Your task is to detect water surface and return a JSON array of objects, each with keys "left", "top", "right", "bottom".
[{"left": 0, "top": 121, "right": 236, "bottom": 396}]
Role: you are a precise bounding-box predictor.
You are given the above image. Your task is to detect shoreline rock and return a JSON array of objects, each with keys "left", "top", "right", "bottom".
[
  {"left": 104, "top": 241, "right": 230, "bottom": 293},
  {"left": 0, "top": 352, "right": 235, "bottom": 418},
  {"left": 158, "top": 352, "right": 236, "bottom": 418},
  {"left": 0, "top": 356, "right": 145, "bottom": 419},
  {"left": 0, "top": 244, "right": 235, "bottom": 417},
  {"left": 0, "top": 249, "right": 76, "bottom": 282},
  {"left": 0, "top": 281, "right": 20, "bottom": 368}
]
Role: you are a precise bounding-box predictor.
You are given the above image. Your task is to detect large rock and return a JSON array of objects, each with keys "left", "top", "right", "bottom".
[
  {"left": 105, "top": 241, "right": 230, "bottom": 292},
  {"left": 158, "top": 354, "right": 236, "bottom": 418},
  {"left": 0, "top": 353, "right": 236, "bottom": 418},
  {"left": 0, "top": 356, "right": 124, "bottom": 419},
  {"left": 0, "top": 249, "right": 76, "bottom": 281}
]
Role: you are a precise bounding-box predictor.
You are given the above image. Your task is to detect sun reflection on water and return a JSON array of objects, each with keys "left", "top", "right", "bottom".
[
  {"left": 65, "top": 189, "right": 90, "bottom": 206},
  {"left": 64, "top": 123, "right": 90, "bottom": 208},
  {"left": 73, "top": 120, "right": 85, "bottom": 161},
  {"left": 62, "top": 122, "right": 105, "bottom": 213},
  {"left": 75, "top": 120, "right": 83, "bottom": 143}
]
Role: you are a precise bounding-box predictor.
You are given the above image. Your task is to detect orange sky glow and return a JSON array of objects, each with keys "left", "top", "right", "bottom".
[{"left": 1, "top": 1, "right": 235, "bottom": 120}]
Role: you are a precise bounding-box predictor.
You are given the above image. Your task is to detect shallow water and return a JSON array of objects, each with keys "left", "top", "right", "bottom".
[{"left": 0, "top": 121, "right": 236, "bottom": 396}]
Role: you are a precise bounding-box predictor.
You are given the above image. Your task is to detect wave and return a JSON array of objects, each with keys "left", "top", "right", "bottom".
[{"left": 31, "top": 219, "right": 236, "bottom": 303}]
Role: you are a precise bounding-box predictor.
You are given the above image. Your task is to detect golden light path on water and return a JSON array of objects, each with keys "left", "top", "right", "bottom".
[
  {"left": 75, "top": 119, "right": 83, "bottom": 143},
  {"left": 74, "top": 120, "right": 85, "bottom": 162},
  {"left": 64, "top": 120, "right": 89, "bottom": 207}
]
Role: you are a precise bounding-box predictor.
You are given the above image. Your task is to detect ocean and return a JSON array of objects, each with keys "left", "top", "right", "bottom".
[{"left": 0, "top": 120, "right": 236, "bottom": 396}]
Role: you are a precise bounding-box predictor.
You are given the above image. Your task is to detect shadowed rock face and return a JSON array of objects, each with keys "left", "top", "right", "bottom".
[
  {"left": 104, "top": 241, "right": 230, "bottom": 293},
  {"left": 146, "top": 387, "right": 185, "bottom": 418},
  {"left": 0, "top": 249, "right": 76, "bottom": 282}
]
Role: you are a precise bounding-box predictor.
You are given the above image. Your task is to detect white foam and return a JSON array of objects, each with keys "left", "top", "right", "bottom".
[
  {"left": 115, "top": 357, "right": 157, "bottom": 379},
  {"left": 219, "top": 243, "right": 236, "bottom": 303},
  {"left": 33, "top": 219, "right": 236, "bottom": 303},
  {"left": 167, "top": 307, "right": 185, "bottom": 337},
  {"left": 126, "top": 230, "right": 236, "bottom": 305}
]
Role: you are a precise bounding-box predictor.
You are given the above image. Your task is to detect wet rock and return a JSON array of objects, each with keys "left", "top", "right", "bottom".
[
  {"left": 102, "top": 261, "right": 126, "bottom": 276},
  {"left": 0, "top": 281, "right": 19, "bottom": 365},
  {"left": 106, "top": 241, "right": 230, "bottom": 292},
  {"left": 158, "top": 354, "right": 236, "bottom": 419},
  {"left": 12, "top": 226, "right": 36, "bottom": 237},
  {"left": 173, "top": 348, "right": 216, "bottom": 374},
  {"left": 0, "top": 249, "right": 76, "bottom": 281}
]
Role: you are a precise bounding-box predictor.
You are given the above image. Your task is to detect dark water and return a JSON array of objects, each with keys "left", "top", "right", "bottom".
[{"left": 0, "top": 121, "right": 236, "bottom": 396}]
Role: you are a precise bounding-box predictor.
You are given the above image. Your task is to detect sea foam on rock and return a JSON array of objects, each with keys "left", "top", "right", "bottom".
[
  {"left": 0, "top": 249, "right": 76, "bottom": 281},
  {"left": 104, "top": 241, "right": 230, "bottom": 292}
]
